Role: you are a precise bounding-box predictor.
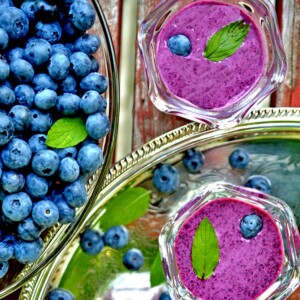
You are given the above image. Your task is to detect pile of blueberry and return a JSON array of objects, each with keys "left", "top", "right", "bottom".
[{"left": 0, "top": 0, "right": 110, "bottom": 278}]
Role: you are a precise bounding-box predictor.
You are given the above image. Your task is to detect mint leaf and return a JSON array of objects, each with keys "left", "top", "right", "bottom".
[
  {"left": 192, "top": 218, "right": 220, "bottom": 280},
  {"left": 46, "top": 117, "right": 88, "bottom": 148},
  {"left": 100, "top": 187, "right": 151, "bottom": 231},
  {"left": 204, "top": 20, "right": 250, "bottom": 62},
  {"left": 150, "top": 251, "right": 165, "bottom": 287}
]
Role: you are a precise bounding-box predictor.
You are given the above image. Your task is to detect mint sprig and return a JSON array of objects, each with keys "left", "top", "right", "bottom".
[
  {"left": 191, "top": 218, "right": 220, "bottom": 280},
  {"left": 204, "top": 20, "right": 250, "bottom": 62},
  {"left": 46, "top": 117, "right": 88, "bottom": 148}
]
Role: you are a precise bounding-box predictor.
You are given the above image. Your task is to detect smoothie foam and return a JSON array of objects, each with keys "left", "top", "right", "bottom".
[
  {"left": 156, "top": 1, "right": 265, "bottom": 109},
  {"left": 174, "top": 197, "right": 284, "bottom": 300}
]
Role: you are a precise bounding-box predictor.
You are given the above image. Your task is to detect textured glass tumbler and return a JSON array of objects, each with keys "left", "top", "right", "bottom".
[
  {"left": 159, "top": 182, "right": 300, "bottom": 300},
  {"left": 139, "top": 0, "right": 286, "bottom": 128}
]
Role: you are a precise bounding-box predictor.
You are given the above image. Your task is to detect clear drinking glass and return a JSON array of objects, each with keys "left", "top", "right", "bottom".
[
  {"left": 159, "top": 182, "right": 300, "bottom": 300},
  {"left": 138, "top": 0, "right": 286, "bottom": 128}
]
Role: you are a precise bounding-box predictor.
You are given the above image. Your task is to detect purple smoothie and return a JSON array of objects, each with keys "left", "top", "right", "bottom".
[
  {"left": 174, "top": 197, "right": 284, "bottom": 300},
  {"left": 156, "top": 1, "right": 265, "bottom": 109}
]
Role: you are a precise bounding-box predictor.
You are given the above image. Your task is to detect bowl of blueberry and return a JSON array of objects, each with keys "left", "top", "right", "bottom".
[
  {"left": 19, "top": 108, "right": 300, "bottom": 299},
  {"left": 0, "top": 0, "right": 119, "bottom": 296}
]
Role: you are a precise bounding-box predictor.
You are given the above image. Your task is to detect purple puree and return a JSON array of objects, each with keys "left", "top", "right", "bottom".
[
  {"left": 156, "top": 1, "right": 265, "bottom": 109},
  {"left": 174, "top": 197, "right": 284, "bottom": 300}
]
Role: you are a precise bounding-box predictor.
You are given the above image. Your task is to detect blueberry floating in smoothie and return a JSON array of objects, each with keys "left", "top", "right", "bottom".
[
  {"left": 240, "top": 213, "right": 263, "bottom": 239},
  {"left": 245, "top": 175, "right": 271, "bottom": 194},
  {"left": 229, "top": 148, "right": 250, "bottom": 169},
  {"left": 167, "top": 34, "right": 191, "bottom": 57}
]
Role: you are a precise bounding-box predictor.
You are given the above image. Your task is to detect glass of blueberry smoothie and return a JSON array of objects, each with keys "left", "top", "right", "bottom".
[
  {"left": 159, "top": 182, "right": 300, "bottom": 300},
  {"left": 139, "top": 0, "right": 286, "bottom": 128}
]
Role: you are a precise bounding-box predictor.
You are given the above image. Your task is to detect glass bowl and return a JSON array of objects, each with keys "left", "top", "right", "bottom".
[
  {"left": 138, "top": 0, "right": 286, "bottom": 128},
  {"left": 0, "top": 0, "right": 119, "bottom": 297},
  {"left": 159, "top": 182, "right": 300, "bottom": 300}
]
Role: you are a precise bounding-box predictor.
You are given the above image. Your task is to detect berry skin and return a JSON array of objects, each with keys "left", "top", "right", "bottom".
[
  {"left": 26, "top": 173, "right": 49, "bottom": 199},
  {"left": 0, "top": 28, "right": 9, "bottom": 51},
  {"left": 18, "top": 217, "right": 42, "bottom": 241},
  {"left": 183, "top": 149, "right": 205, "bottom": 173},
  {"left": 32, "top": 200, "right": 59, "bottom": 227},
  {"left": 104, "top": 226, "right": 129, "bottom": 249},
  {"left": 2, "top": 192, "right": 32, "bottom": 222},
  {"left": 32, "top": 73, "right": 58, "bottom": 92},
  {"left": 240, "top": 213, "right": 263, "bottom": 239},
  {"left": 20, "top": 0, "right": 36, "bottom": 21},
  {"left": 9, "top": 59, "right": 35, "bottom": 83},
  {"left": 24, "top": 39, "right": 51, "bottom": 66},
  {"left": 90, "top": 56, "right": 99, "bottom": 72},
  {"left": 6, "top": 47, "right": 24, "bottom": 62},
  {"left": 59, "top": 157, "right": 80, "bottom": 182},
  {"left": 63, "top": 180, "right": 87, "bottom": 208},
  {"left": 77, "top": 143, "right": 103, "bottom": 174},
  {"left": 30, "top": 109, "right": 53, "bottom": 133},
  {"left": 0, "top": 57, "right": 10, "bottom": 81},
  {"left": 80, "top": 228, "right": 104, "bottom": 255},
  {"left": 153, "top": 164, "right": 180, "bottom": 194},
  {"left": 54, "top": 147, "right": 77, "bottom": 160},
  {"left": 75, "top": 33, "right": 100, "bottom": 55},
  {"left": 229, "top": 148, "right": 250, "bottom": 169},
  {"left": 123, "top": 248, "right": 144, "bottom": 271},
  {"left": 0, "top": 236, "right": 15, "bottom": 261},
  {"left": 1, "top": 138, "right": 32, "bottom": 170},
  {"left": 52, "top": 195, "right": 76, "bottom": 224},
  {"left": 14, "top": 237, "right": 43, "bottom": 264},
  {"left": 0, "top": 86, "right": 15, "bottom": 106},
  {"left": 1, "top": 171, "right": 25, "bottom": 193},
  {"left": 32, "top": 149, "right": 60, "bottom": 177},
  {"left": 48, "top": 288, "right": 75, "bottom": 300},
  {"left": 159, "top": 292, "right": 172, "bottom": 300},
  {"left": 48, "top": 54, "right": 70, "bottom": 81},
  {"left": 0, "top": 113, "right": 14, "bottom": 146},
  {"left": 51, "top": 43, "right": 71, "bottom": 57},
  {"left": 35, "top": 21, "right": 62, "bottom": 44},
  {"left": 168, "top": 34, "right": 192, "bottom": 57},
  {"left": 60, "top": 75, "right": 77, "bottom": 94},
  {"left": 28, "top": 134, "right": 47, "bottom": 153},
  {"left": 70, "top": 51, "right": 91, "bottom": 77},
  {"left": 245, "top": 175, "right": 271, "bottom": 194},
  {"left": 80, "top": 90, "right": 106, "bottom": 114},
  {"left": 0, "top": 261, "right": 8, "bottom": 279},
  {"left": 56, "top": 93, "right": 80, "bottom": 115},
  {"left": 34, "top": 89, "right": 57, "bottom": 110},
  {"left": 86, "top": 112, "right": 110, "bottom": 140},
  {"left": 14, "top": 84, "right": 35, "bottom": 108},
  {"left": 80, "top": 72, "right": 108, "bottom": 94},
  {"left": 8, "top": 105, "right": 32, "bottom": 131}
]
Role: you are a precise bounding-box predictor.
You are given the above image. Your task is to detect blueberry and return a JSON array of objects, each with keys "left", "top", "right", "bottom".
[
  {"left": 245, "top": 175, "right": 271, "bottom": 194},
  {"left": 26, "top": 173, "right": 48, "bottom": 199},
  {"left": 0, "top": 28, "right": 9, "bottom": 51},
  {"left": 48, "top": 288, "right": 75, "bottom": 300},
  {"left": 48, "top": 54, "right": 70, "bottom": 81},
  {"left": 80, "top": 228, "right": 104, "bottom": 255},
  {"left": 32, "top": 149, "right": 60, "bottom": 177},
  {"left": 20, "top": 0, "right": 36, "bottom": 21},
  {"left": 75, "top": 34, "right": 100, "bottom": 55},
  {"left": 2, "top": 192, "right": 32, "bottom": 222},
  {"left": 77, "top": 143, "right": 103, "bottom": 174},
  {"left": 35, "top": 21, "right": 62, "bottom": 44},
  {"left": 240, "top": 213, "right": 263, "bottom": 239},
  {"left": 63, "top": 180, "right": 87, "bottom": 208},
  {"left": 70, "top": 51, "right": 91, "bottom": 77},
  {"left": 59, "top": 157, "right": 80, "bottom": 182},
  {"left": 0, "top": 261, "right": 8, "bottom": 279},
  {"left": 104, "top": 226, "right": 128, "bottom": 249},
  {"left": 14, "top": 237, "right": 43, "bottom": 264},
  {"left": 63, "top": 19, "right": 83, "bottom": 39},
  {"left": 1, "top": 138, "right": 32, "bottom": 170},
  {"left": 90, "top": 56, "right": 99, "bottom": 72},
  {"left": 123, "top": 248, "right": 144, "bottom": 271},
  {"left": 0, "top": 237, "right": 14, "bottom": 261},
  {"left": 159, "top": 292, "right": 172, "bottom": 300},
  {"left": 14, "top": 84, "right": 35, "bottom": 108},
  {"left": 18, "top": 217, "right": 42, "bottom": 241},
  {"left": 30, "top": 109, "right": 53, "bottom": 133},
  {"left": 168, "top": 34, "right": 191, "bottom": 56},
  {"left": 24, "top": 39, "right": 51, "bottom": 66},
  {"left": 51, "top": 43, "right": 71, "bottom": 57},
  {"left": 86, "top": 112, "right": 110, "bottom": 140},
  {"left": 8, "top": 105, "right": 32, "bottom": 131},
  {"left": 32, "top": 200, "right": 59, "bottom": 227},
  {"left": 32, "top": 73, "right": 58, "bottom": 92},
  {"left": 6, "top": 47, "right": 24, "bottom": 62},
  {"left": 60, "top": 75, "right": 77, "bottom": 94},
  {"left": 69, "top": 0, "right": 96, "bottom": 31},
  {"left": 28, "top": 134, "right": 47, "bottom": 153},
  {"left": 34, "top": 89, "right": 57, "bottom": 110},
  {"left": 10, "top": 59, "right": 35, "bottom": 83},
  {"left": 183, "top": 149, "right": 205, "bottom": 173},
  {"left": 0, "top": 86, "right": 15, "bottom": 106},
  {"left": 34, "top": 0, "right": 59, "bottom": 21},
  {"left": 1, "top": 171, "right": 25, "bottom": 193},
  {"left": 0, "top": 0, "right": 12, "bottom": 8},
  {"left": 153, "top": 164, "right": 180, "bottom": 193},
  {"left": 80, "top": 91, "right": 107, "bottom": 114},
  {"left": 0, "top": 115, "right": 14, "bottom": 146},
  {"left": 0, "top": 7, "right": 29, "bottom": 40},
  {"left": 54, "top": 147, "right": 77, "bottom": 160},
  {"left": 0, "top": 57, "right": 10, "bottom": 81},
  {"left": 52, "top": 195, "right": 75, "bottom": 224},
  {"left": 1, "top": 80, "right": 13, "bottom": 89},
  {"left": 56, "top": 93, "right": 80, "bottom": 115},
  {"left": 229, "top": 148, "right": 250, "bottom": 169},
  {"left": 80, "top": 72, "right": 108, "bottom": 94}
]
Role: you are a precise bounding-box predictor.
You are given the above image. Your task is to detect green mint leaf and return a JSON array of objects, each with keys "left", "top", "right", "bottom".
[
  {"left": 100, "top": 187, "right": 151, "bottom": 231},
  {"left": 204, "top": 20, "right": 250, "bottom": 62},
  {"left": 150, "top": 251, "right": 165, "bottom": 287},
  {"left": 46, "top": 117, "right": 88, "bottom": 148},
  {"left": 192, "top": 217, "right": 220, "bottom": 280}
]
